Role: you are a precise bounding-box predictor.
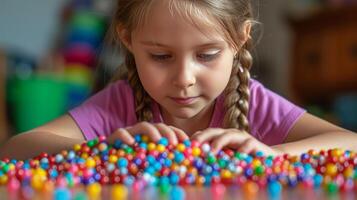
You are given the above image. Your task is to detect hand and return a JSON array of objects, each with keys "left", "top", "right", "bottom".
[
  {"left": 191, "top": 128, "right": 283, "bottom": 156},
  {"left": 107, "top": 122, "right": 189, "bottom": 146}
]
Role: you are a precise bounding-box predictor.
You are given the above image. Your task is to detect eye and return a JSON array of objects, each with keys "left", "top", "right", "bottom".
[
  {"left": 150, "top": 54, "right": 171, "bottom": 61},
  {"left": 197, "top": 51, "right": 221, "bottom": 62}
]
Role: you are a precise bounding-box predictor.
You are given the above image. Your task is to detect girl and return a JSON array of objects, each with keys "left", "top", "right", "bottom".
[{"left": 1, "top": 0, "right": 357, "bottom": 160}]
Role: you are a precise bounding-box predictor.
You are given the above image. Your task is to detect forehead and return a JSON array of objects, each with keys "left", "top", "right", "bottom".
[{"left": 132, "top": 0, "right": 226, "bottom": 44}]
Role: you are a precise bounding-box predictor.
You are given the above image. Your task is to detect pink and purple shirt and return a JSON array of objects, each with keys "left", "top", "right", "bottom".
[{"left": 69, "top": 79, "right": 305, "bottom": 145}]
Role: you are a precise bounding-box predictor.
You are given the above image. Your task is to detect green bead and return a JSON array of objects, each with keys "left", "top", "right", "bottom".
[
  {"left": 234, "top": 152, "right": 242, "bottom": 160},
  {"left": 87, "top": 139, "right": 98, "bottom": 147},
  {"left": 326, "top": 182, "right": 338, "bottom": 195},
  {"left": 254, "top": 165, "right": 264, "bottom": 176},
  {"left": 207, "top": 155, "right": 216, "bottom": 164},
  {"left": 125, "top": 147, "right": 134, "bottom": 154},
  {"left": 2, "top": 164, "right": 9, "bottom": 173},
  {"left": 218, "top": 159, "right": 227, "bottom": 168},
  {"left": 74, "top": 191, "right": 88, "bottom": 200},
  {"left": 159, "top": 183, "right": 171, "bottom": 195}
]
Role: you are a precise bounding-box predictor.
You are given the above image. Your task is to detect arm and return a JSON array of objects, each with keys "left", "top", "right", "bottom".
[
  {"left": 273, "top": 113, "right": 357, "bottom": 155},
  {"left": 0, "top": 114, "right": 85, "bottom": 160}
]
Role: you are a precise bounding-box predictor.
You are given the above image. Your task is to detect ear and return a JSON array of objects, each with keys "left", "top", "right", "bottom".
[{"left": 116, "top": 24, "right": 133, "bottom": 52}]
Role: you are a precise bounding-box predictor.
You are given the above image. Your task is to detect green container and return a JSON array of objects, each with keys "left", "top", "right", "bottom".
[{"left": 8, "top": 75, "right": 67, "bottom": 133}]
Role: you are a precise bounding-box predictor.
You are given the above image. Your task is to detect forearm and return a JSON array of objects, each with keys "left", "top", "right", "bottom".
[
  {"left": 273, "top": 131, "right": 357, "bottom": 155},
  {"left": 0, "top": 132, "right": 85, "bottom": 160}
]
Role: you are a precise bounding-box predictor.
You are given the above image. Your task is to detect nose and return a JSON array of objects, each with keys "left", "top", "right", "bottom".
[{"left": 172, "top": 59, "right": 196, "bottom": 89}]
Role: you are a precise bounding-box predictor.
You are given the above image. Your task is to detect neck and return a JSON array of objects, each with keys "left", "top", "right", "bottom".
[{"left": 160, "top": 102, "right": 215, "bottom": 136}]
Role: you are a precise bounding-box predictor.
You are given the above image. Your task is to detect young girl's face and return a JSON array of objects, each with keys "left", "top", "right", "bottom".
[{"left": 123, "top": 1, "right": 236, "bottom": 120}]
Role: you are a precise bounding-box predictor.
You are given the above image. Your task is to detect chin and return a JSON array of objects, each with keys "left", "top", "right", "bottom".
[{"left": 170, "top": 107, "right": 202, "bottom": 119}]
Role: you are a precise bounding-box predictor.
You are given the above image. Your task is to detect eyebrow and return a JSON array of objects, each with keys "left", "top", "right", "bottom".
[{"left": 140, "top": 40, "right": 226, "bottom": 48}]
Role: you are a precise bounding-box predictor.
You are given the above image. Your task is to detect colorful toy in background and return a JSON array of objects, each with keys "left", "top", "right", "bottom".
[
  {"left": 0, "top": 135, "right": 357, "bottom": 199},
  {"left": 62, "top": 9, "right": 107, "bottom": 110},
  {"left": 5, "top": 3, "right": 109, "bottom": 133},
  {"left": 4, "top": 51, "right": 68, "bottom": 133}
]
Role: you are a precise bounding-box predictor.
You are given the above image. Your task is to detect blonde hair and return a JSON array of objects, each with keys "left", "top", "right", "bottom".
[{"left": 109, "top": 0, "right": 254, "bottom": 132}]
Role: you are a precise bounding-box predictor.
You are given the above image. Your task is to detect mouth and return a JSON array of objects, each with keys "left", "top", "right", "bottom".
[{"left": 170, "top": 96, "right": 199, "bottom": 105}]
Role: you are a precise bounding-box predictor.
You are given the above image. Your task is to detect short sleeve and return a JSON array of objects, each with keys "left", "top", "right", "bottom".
[
  {"left": 248, "top": 79, "right": 306, "bottom": 146},
  {"left": 68, "top": 80, "right": 137, "bottom": 140}
]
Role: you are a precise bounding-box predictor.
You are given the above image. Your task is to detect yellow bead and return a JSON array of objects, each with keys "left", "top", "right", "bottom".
[
  {"left": 157, "top": 144, "right": 166, "bottom": 153},
  {"left": 273, "top": 166, "right": 281, "bottom": 174},
  {"left": 81, "top": 153, "right": 89, "bottom": 159},
  {"left": 344, "top": 166, "right": 354, "bottom": 178},
  {"left": 0, "top": 175, "right": 8, "bottom": 185},
  {"left": 112, "top": 184, "right": 128, "bottom": 200},
  {"left": 42, "top": 180, "right": 54, "bottom": 193},
  {"left": 142, "top": 135, "right": 149, "bottom": 142},
  {"left": 331, "top": 148, "right": 342, "bottom": 157},
  {"left": 196, "top": 176, "right": 205, "bottom": 186},
  {"left": 31, "top": 174, "right": 44, "bottom": 191},
  {"left": 87, "top": 182, "right": 101, "bottom": 199},
  {"left": 192, "top": 147, "right": 201, "bottom": 157},
  {"left": 183, "top": 159, "right": 190, "bottom": 166},
  {"left": 221, "top": 169, "right": 232, "bottom": 179},
  {"left": 109, "top": 155, "right": 118, "bottom": 163},
  {"left": 243, "top": 181, "right": 259, "bottom": 199},
  {"left": 325, "top": 163, "right": 337, "bottom": 177},
  {"left": 74, "top": 144, "right": 81, "bottom": 151},
  {"left": 252, "top": 159, "right": 261, "bottom": 168},
  {"left": 168, "top": 153, "right": 174, "bottom": 159},
  {"left": 86, "top": 157, "right": 96, "bottom": 168},
  {"left": 148, "top": 143, "right": 156, "bottom": 151},
  {"left": 34, "top": 168, "right": 47, "bottom": 177},
  {"left": 176, "top": 143, "right": 186, "bottom": 152}
]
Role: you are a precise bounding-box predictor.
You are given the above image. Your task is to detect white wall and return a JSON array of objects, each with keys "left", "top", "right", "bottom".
[{"left": 0, "top": 0, "right": 67, "bottom": 58}]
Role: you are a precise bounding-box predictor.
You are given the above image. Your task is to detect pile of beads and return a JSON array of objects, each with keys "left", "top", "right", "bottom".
[{"left": 0, "top": 135, "right": 357, "bottom": 199}]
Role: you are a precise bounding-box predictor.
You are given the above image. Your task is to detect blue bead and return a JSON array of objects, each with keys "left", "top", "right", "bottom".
[
  {"left": 170, "top": 186, "right": 185, "bottom": 200},
  {"left": 244, "top": 168, "right": 253, "bottom": 177},
  {"left": 49, "top": 169, "right": 59, "bottom": 178},
  {"left": 113, "top": 139, "right": 122, "bottom": 148},
  {"left": 313, "top": 174, "right": 323, "bottom": 188},
  {"left": 255, "top": 151, "right": 264, "bottom": 157},
  {"left": 134, "top": 135, "right": 142, "bottom": 143},
  {"left": 174, "top": 152, "right": 184, "bottom": 163},
  {"left": 267, "top": 181, "right": 282, "bottom": 198},
  {"left": 164, "top": 159, "right": 172, "bottom": 167},
  {"left": 160, "top": 176, "right": 170, "bottom": 185},
  {"left": 133, "top": 158, "right": 142, "bottom": 166},
  {"left": 124, "top": 176, "right": 135, "bottom": 186},
  {"left": 183, "top": 140, "right": 191, "bottom": 147},
  {"left": 154, "top": 162, "right": 162, "bottom": 171},
  {"left": 169, "top": 172, "right": 180, "bottom": 185},
  {"left": 54, "top": 188, "right": 71, "bottom": 200},
  {"left": 94, "top": 173, "right": 101, "bottom": 181},
  {"left": 117, "top": 158, "right": 128, "bottom": 167},
  {"left": 158, "top": 138, "right": 169, "bottom": 146},
  {"left": 139, "top": 142, "right": 147, "bottom": 149},
  {"left": 147, "top": 155, "right": 156, "bottom": 164}
]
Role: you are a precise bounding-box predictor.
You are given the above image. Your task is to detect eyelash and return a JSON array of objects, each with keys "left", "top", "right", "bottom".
[{"left": 150, "top": 53, "right": 220, "bottom": 62}]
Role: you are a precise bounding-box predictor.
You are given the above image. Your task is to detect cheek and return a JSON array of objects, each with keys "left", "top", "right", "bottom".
[{"left": 202, "top": 57, "right": 233, "bottom": 93}]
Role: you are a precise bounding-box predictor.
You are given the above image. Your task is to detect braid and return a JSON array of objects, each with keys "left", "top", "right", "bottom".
[
  {"left": 223, "top": 40, "right": 253, "bottom": 132},
  {"left": 125, "top": 53, "right": 153, "bottom": 122}
]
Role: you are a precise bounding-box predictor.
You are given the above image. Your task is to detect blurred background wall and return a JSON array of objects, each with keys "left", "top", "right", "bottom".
[{"left": 1, "top": 0, "right": 356, "bottom": 145}]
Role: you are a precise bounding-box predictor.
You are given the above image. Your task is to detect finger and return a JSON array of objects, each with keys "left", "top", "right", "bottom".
[
  {"left": 190, "top": 128, "right": 224, "bottom": 144},
  {"left": 168, "top": 126, "right": 189, "bottom": 142},
  {"left": 107, "top": 128, "right": 135, "bottom": 145},
  {"left": 154, "top": 123, "right": 178, "bottom": 145},
  {"left": 126, "top": 122, "right": 162, "bottom": 142},
  {"left": 237, "top": 138, "right": 256, "bottom": 154},
  {"left": 211, "top": 132, "right": 248, "bottom": 154}
]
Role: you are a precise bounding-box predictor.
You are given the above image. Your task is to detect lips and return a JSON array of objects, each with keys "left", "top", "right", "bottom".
[{"left": 170, "top": 96, "right": 198, "bottom": 105}]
